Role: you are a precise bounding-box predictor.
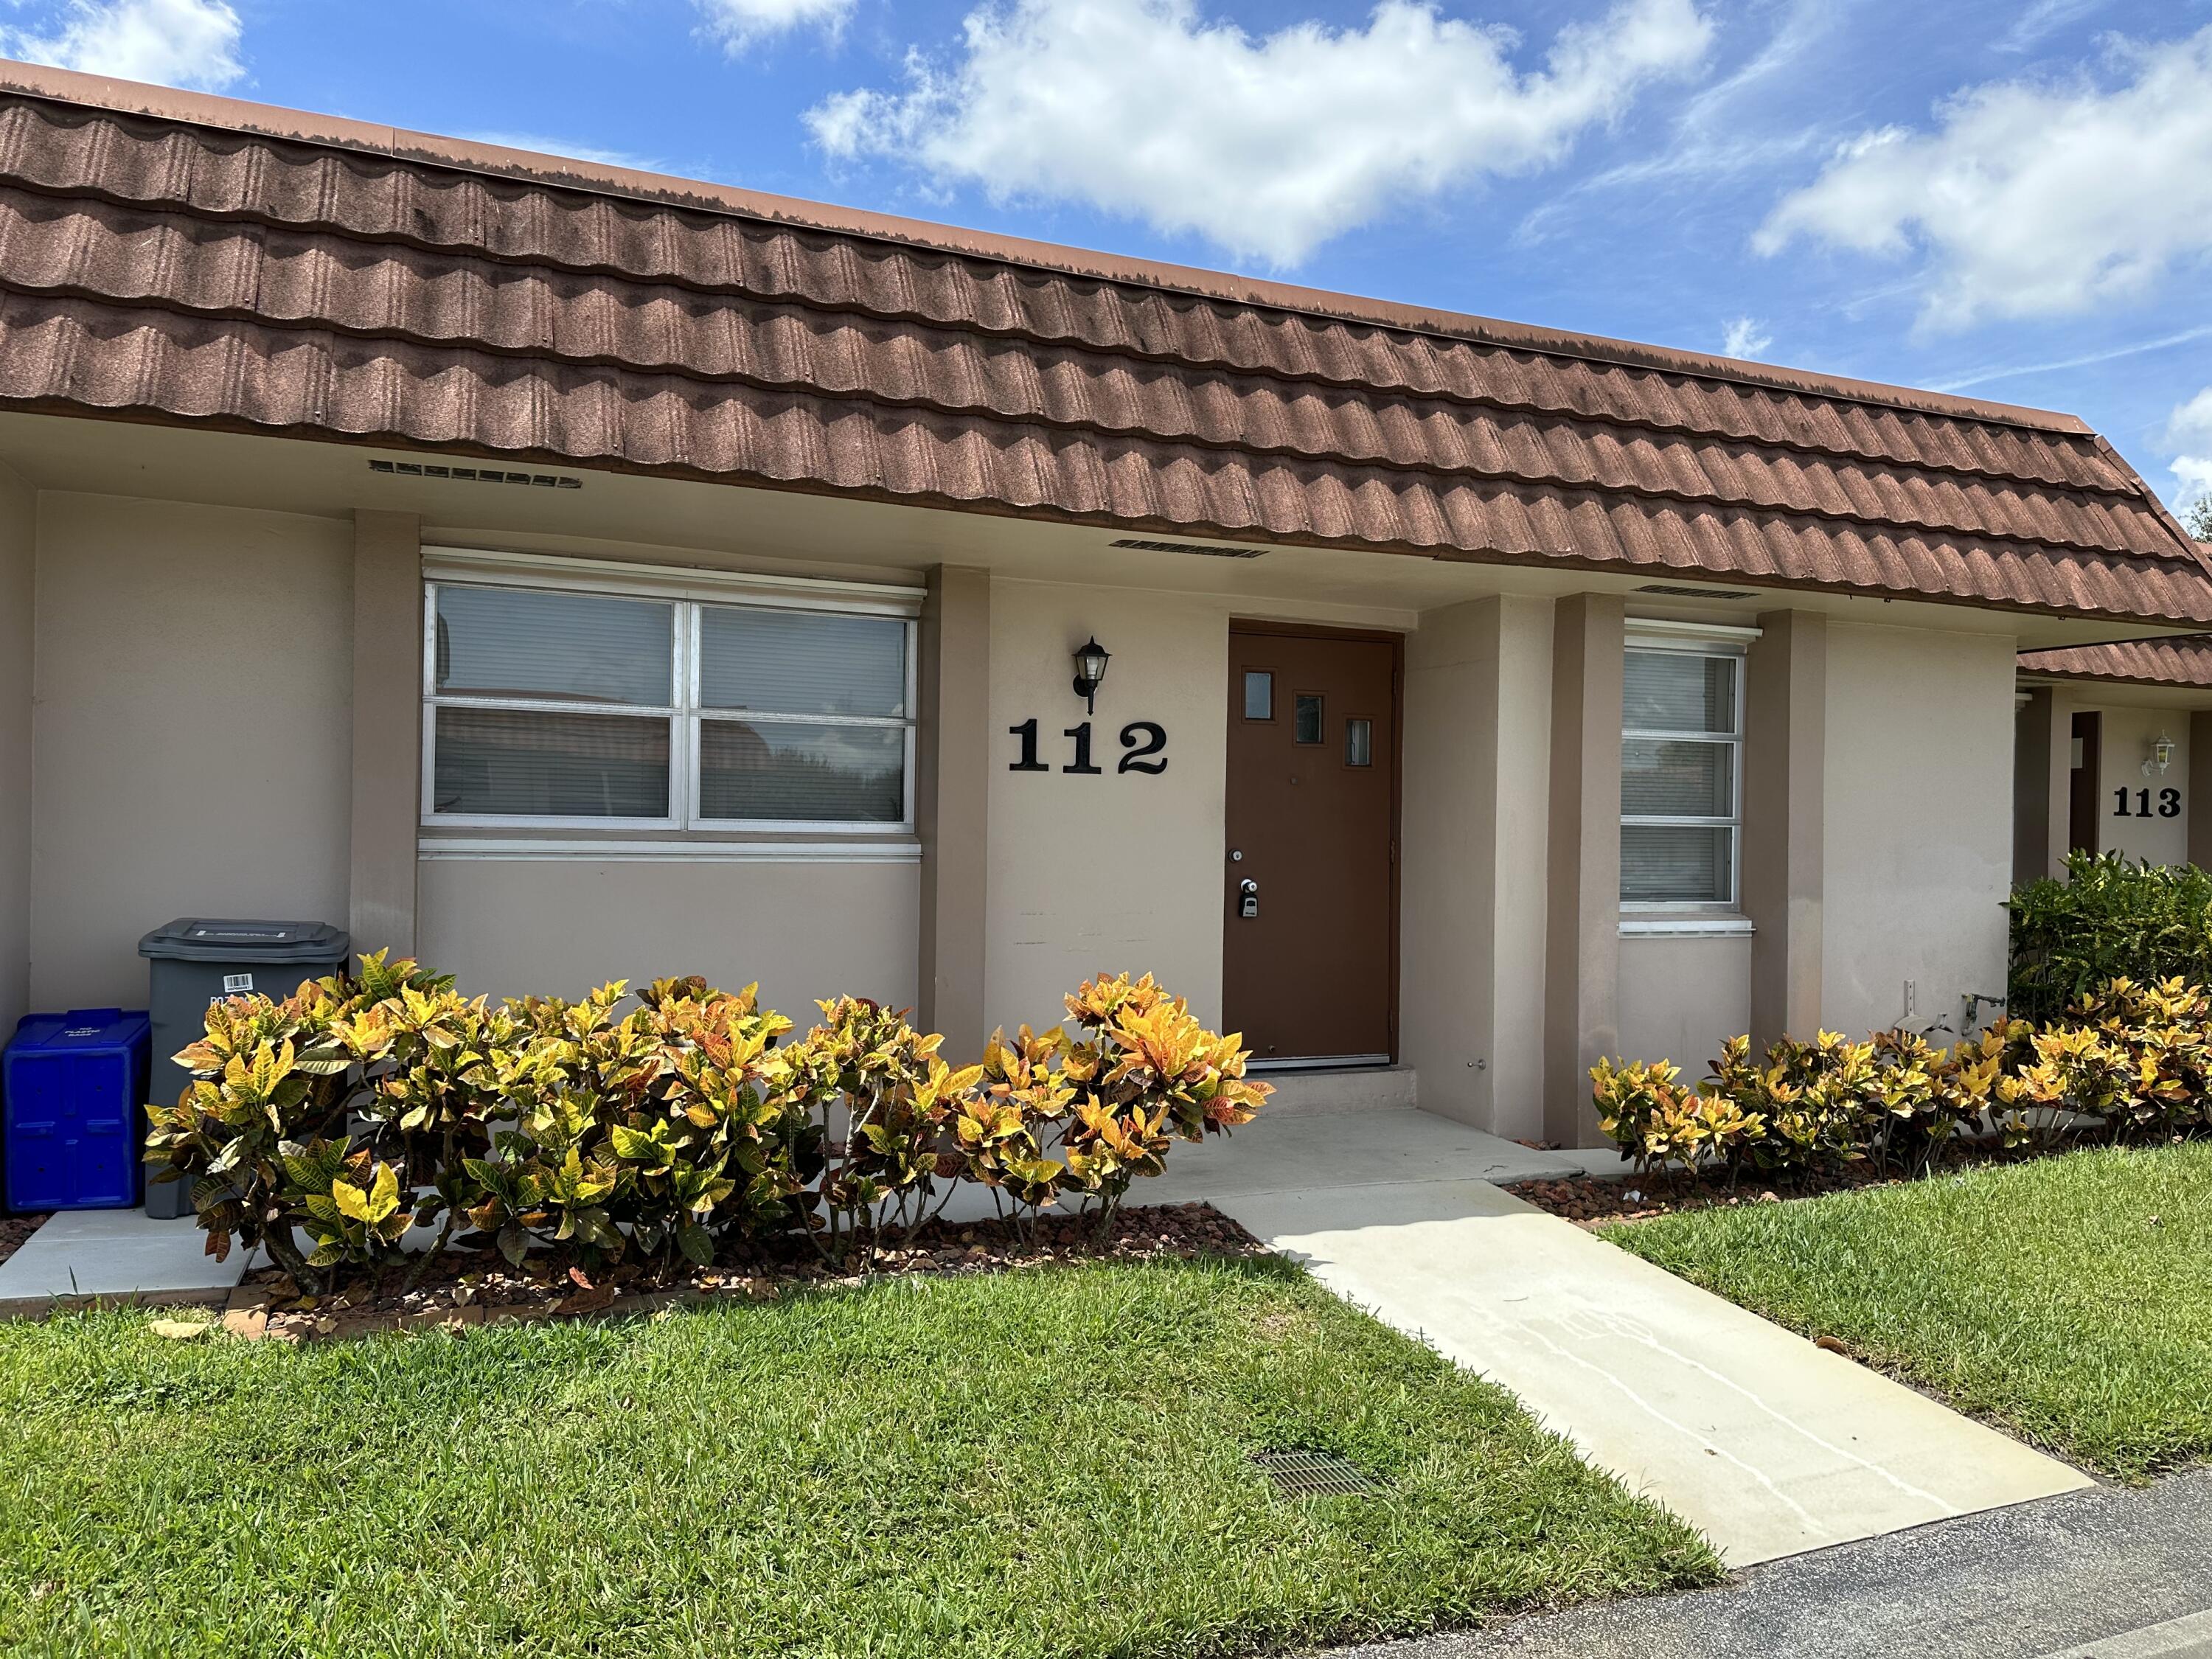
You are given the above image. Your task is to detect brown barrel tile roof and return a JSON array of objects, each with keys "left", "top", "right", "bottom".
[
  {"left": 2019, "top": 637, "right": 2212, "bottom": 689},
  {"left": 0, "top": 62, "right": 2205, "bottom": 624}
]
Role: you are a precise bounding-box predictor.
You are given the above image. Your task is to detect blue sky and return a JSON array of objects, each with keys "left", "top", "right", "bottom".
[{"left": 8, "top": 0, "right": 2212, "bottom": 512}]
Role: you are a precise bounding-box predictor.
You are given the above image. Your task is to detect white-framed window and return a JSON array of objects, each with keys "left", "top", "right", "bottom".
[
  {"left": 421, "top": 552, "right": 919, "bottom": 835},
  {"left": 1621, "top": 634, "right": 1744, "bottom": 909}
]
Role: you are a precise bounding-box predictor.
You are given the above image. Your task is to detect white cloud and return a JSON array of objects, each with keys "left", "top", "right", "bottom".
[
  {"left": 807, "top": 0, "right": 1714, "bottom": 267},
  {"left": 695, "top": 0, "right": 854, "bottom": 52},
  {"left": 1515, "top": 0, "right": 1832, "bottom": 248},
  {"left": 7, "top": 0, "right": 243, "bottom": 91},
  {"left": 462, "top": 131, "right": 664, "bottom": 173},
  {"left": 1755, "top": 25, "right": 2212, "bottom": 330},
  {"left": 2170, "top": 387, "right": 2212, "bottom": 518},
  {"left": 1997, "top": 0, "right": 2105, "bottom": 55},
  {"left": 1931, "top": 323, "right": 2212, "bottom": 394},
  {"left": 1720, "top": 316, "right": 1771, "bottom": 358}
]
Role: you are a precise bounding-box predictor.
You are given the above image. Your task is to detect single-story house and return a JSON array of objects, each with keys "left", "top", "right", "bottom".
[
  {"left": 2014, "top": 637, "right": 2212, "bottom": 880},
  {"left": 0, "top": 62, "right": 2206, "bottom": 1149}
]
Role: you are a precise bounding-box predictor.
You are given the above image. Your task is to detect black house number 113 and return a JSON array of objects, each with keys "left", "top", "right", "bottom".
[
  {"left": 1009, "top": 717, "right": 1167, "bottom": 775},
  {"left": 2113, "top": 787, "right": 2181, "bottom": 818}
]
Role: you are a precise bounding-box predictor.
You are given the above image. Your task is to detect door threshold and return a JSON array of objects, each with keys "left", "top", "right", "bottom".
[{"left": 1248, "top": 1054, "right": 1394, "bottom": 1074}]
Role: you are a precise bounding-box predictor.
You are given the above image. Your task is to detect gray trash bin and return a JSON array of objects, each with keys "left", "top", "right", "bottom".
[{"left": 138, "top": 919, "right": 351, "bottom": 1218}]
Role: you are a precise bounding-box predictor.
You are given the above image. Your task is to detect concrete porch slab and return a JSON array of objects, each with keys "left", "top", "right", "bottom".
[
  {"left": 1144, "top": 1106, "right": 1601, "bottom": 1203},
  {"left": 0, "top": 1208, "right": 248, "bottom": 1315},
  {"left": 1254, "top": 1066, "right": 1419, "bottom": 1116},
  {"left": 1215, "top": 1177, "right": 2093, "bottom": 1568}
]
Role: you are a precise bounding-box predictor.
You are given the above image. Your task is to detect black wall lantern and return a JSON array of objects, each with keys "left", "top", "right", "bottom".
[{"left": 1071, "top": 636, "right": 1112, "bottom": 713}]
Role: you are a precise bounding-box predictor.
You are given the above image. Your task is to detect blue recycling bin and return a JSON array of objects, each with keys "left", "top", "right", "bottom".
[{"left": 2, "top": 1009, "right": 152, "bottom": 1212}]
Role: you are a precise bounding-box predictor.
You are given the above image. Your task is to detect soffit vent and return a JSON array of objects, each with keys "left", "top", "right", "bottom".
[
  {"left": 371, "top": 459, "right": 582, "bottom": 489},
  {"left": 1637, "top": 582, "right": 1755, "bottom": 600},
  {"left": 1110, "top": 538, "right": 1265, "bottom": 559},
  {"left": 1251, "top": 1448, "right": 1382, "bottom": 1498}
]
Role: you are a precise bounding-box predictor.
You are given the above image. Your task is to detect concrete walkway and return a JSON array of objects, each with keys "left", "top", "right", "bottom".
[
  {"left": 1150, "top": 1107, "right": 2093, "bottom": 1567},
  {"left": 0, "top": 1207, "right": 248, "bottom": 1316}
]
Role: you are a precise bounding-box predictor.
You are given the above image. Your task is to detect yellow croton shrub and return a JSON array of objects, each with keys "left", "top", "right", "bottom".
[{"left": 146, "top": 959, "right": 1270, "bottom": 1288}]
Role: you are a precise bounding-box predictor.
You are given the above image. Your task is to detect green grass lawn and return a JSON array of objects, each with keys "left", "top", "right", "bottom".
[
  {"left": 0, "top": 1255, "right": 1715, "bottom": 1658},
  {"left": 1609, "top": 1142, "right": 2212, "bottom": 1482}
]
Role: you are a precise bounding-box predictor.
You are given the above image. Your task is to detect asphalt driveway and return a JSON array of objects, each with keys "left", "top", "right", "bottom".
[{"left": 1318, "top": 1468, "right": 2212, "bottom": 1658}]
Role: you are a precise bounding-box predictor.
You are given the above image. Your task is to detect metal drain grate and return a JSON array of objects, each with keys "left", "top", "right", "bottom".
[{"left": 1251, "top": 1448, "right": 1381, "bottom": 1498}]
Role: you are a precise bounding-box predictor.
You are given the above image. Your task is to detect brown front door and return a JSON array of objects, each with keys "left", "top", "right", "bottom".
[{"left": 1223, "top": 625, "right": 1399, "bottom": 1063}]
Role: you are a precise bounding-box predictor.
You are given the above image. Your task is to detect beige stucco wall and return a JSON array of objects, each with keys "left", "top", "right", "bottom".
[
  {"left": 1618, "top": 934, "right": 1752, "bottom": 1071},
  {"left": 417, "top": 857, "right": 919, "bottom": 1016},
  {"left": 30, "top": 493, "right": 354, "bottom": 1009},
  {"left": 0, "top": 462, "right": 32, "bottom": 1029},
  {"left": 2091, "top": 703, "right": 2190, "bottom": 867},
  {"left": 1399, "top": 594, "right": 1552, "bottom": 1135},
  {"left": 984, "top": 579, "right": 1231, "bottom": 1038},
  {"left": 1820, "top": 622, "right": 2014, "bottom": 1038}
]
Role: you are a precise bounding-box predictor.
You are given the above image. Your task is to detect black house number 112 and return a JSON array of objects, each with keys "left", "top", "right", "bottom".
[
  {"left": 2113, "top": 787, "right": 2181, "bottom": 818},
  {"left": 1009, "top": 717, "right": 1167, "bottom": 775}
]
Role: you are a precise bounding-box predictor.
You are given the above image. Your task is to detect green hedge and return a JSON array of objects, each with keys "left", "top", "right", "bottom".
[{"left": 2008, "top": 851, "right": 2212, "bottom": 1023}]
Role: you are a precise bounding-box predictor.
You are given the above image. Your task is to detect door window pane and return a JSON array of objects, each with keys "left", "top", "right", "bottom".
[
  {"left": 432, "top": 709, "right": 669, "bottom": 818},
  {"left": 1624, "top": 650, "right": 1736, "bottom": 734},
  {"left": 699, "top": 720, "right": 905, "bottom": 822},
  {"left": 700, "top": 607, "right": 907, "bottom": 717},
  {"left": 1622, "top": 738, "right": 1733, "bottom": 816},
  {"left": 435, "top": 586, "right": 672, "bottom": 705},
  {"left": 1346, "top": 717, "right": 1373, "bottom": 768},
  {"left": 1294, "top": 693, "right": 1324, "bottom": 744},
  {"left": 1621, "top": 825, "right": 1733, "bottom": 905},
  {"left": 1243, "top": 670, "right": 1273, "bottom": 720}
]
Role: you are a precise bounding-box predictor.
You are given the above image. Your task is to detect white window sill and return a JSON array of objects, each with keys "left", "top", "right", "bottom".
[
  {"left": 1620, "top": 915, "right": 1755, "bottom": 938},
  {"left": 420, "top": 835, "right": 921, "bottom": 863}
]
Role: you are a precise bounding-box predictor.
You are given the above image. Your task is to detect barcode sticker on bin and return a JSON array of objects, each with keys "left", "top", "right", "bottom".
[{"left": 223, "top": 973, "right": 255, "bottom": 995}]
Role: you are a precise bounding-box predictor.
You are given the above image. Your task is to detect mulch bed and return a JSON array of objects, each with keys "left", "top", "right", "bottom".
[
  {"left": 0, "top": 1211, "right": 46, "bottom": 1270},
  {"left": 1506, "top": 1138, "right": 2106, "bottom": 1228},
  {"left": 201, "top": 1202, "right": 1265, "bottom": 1343},
  {"left": 1508, "top": 1174, "right": 1866, "bottom": 1228}
]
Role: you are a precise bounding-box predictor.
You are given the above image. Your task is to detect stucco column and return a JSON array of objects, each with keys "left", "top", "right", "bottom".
[
  {"left": 348, "top": 510, "right": 422, "bottom": 961},
  {"left": 1399, "top": 595, "right": 1552, "bottom": 1137},
  {"left": 2012, "top": 685, "right": 2073, "bottom": 883},
  {"left": 2190, "top": 710, "right": 2212, "bottom": 872},
  {"left": 1743, "top": 611, "right": 1825, "bottom": 1046},
  {"left": 1544, "top": 593, "right": 1623, "bottom": 1147},
  {"left": 917, "top": 565, "right": 990, "bottom": 1055}
]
